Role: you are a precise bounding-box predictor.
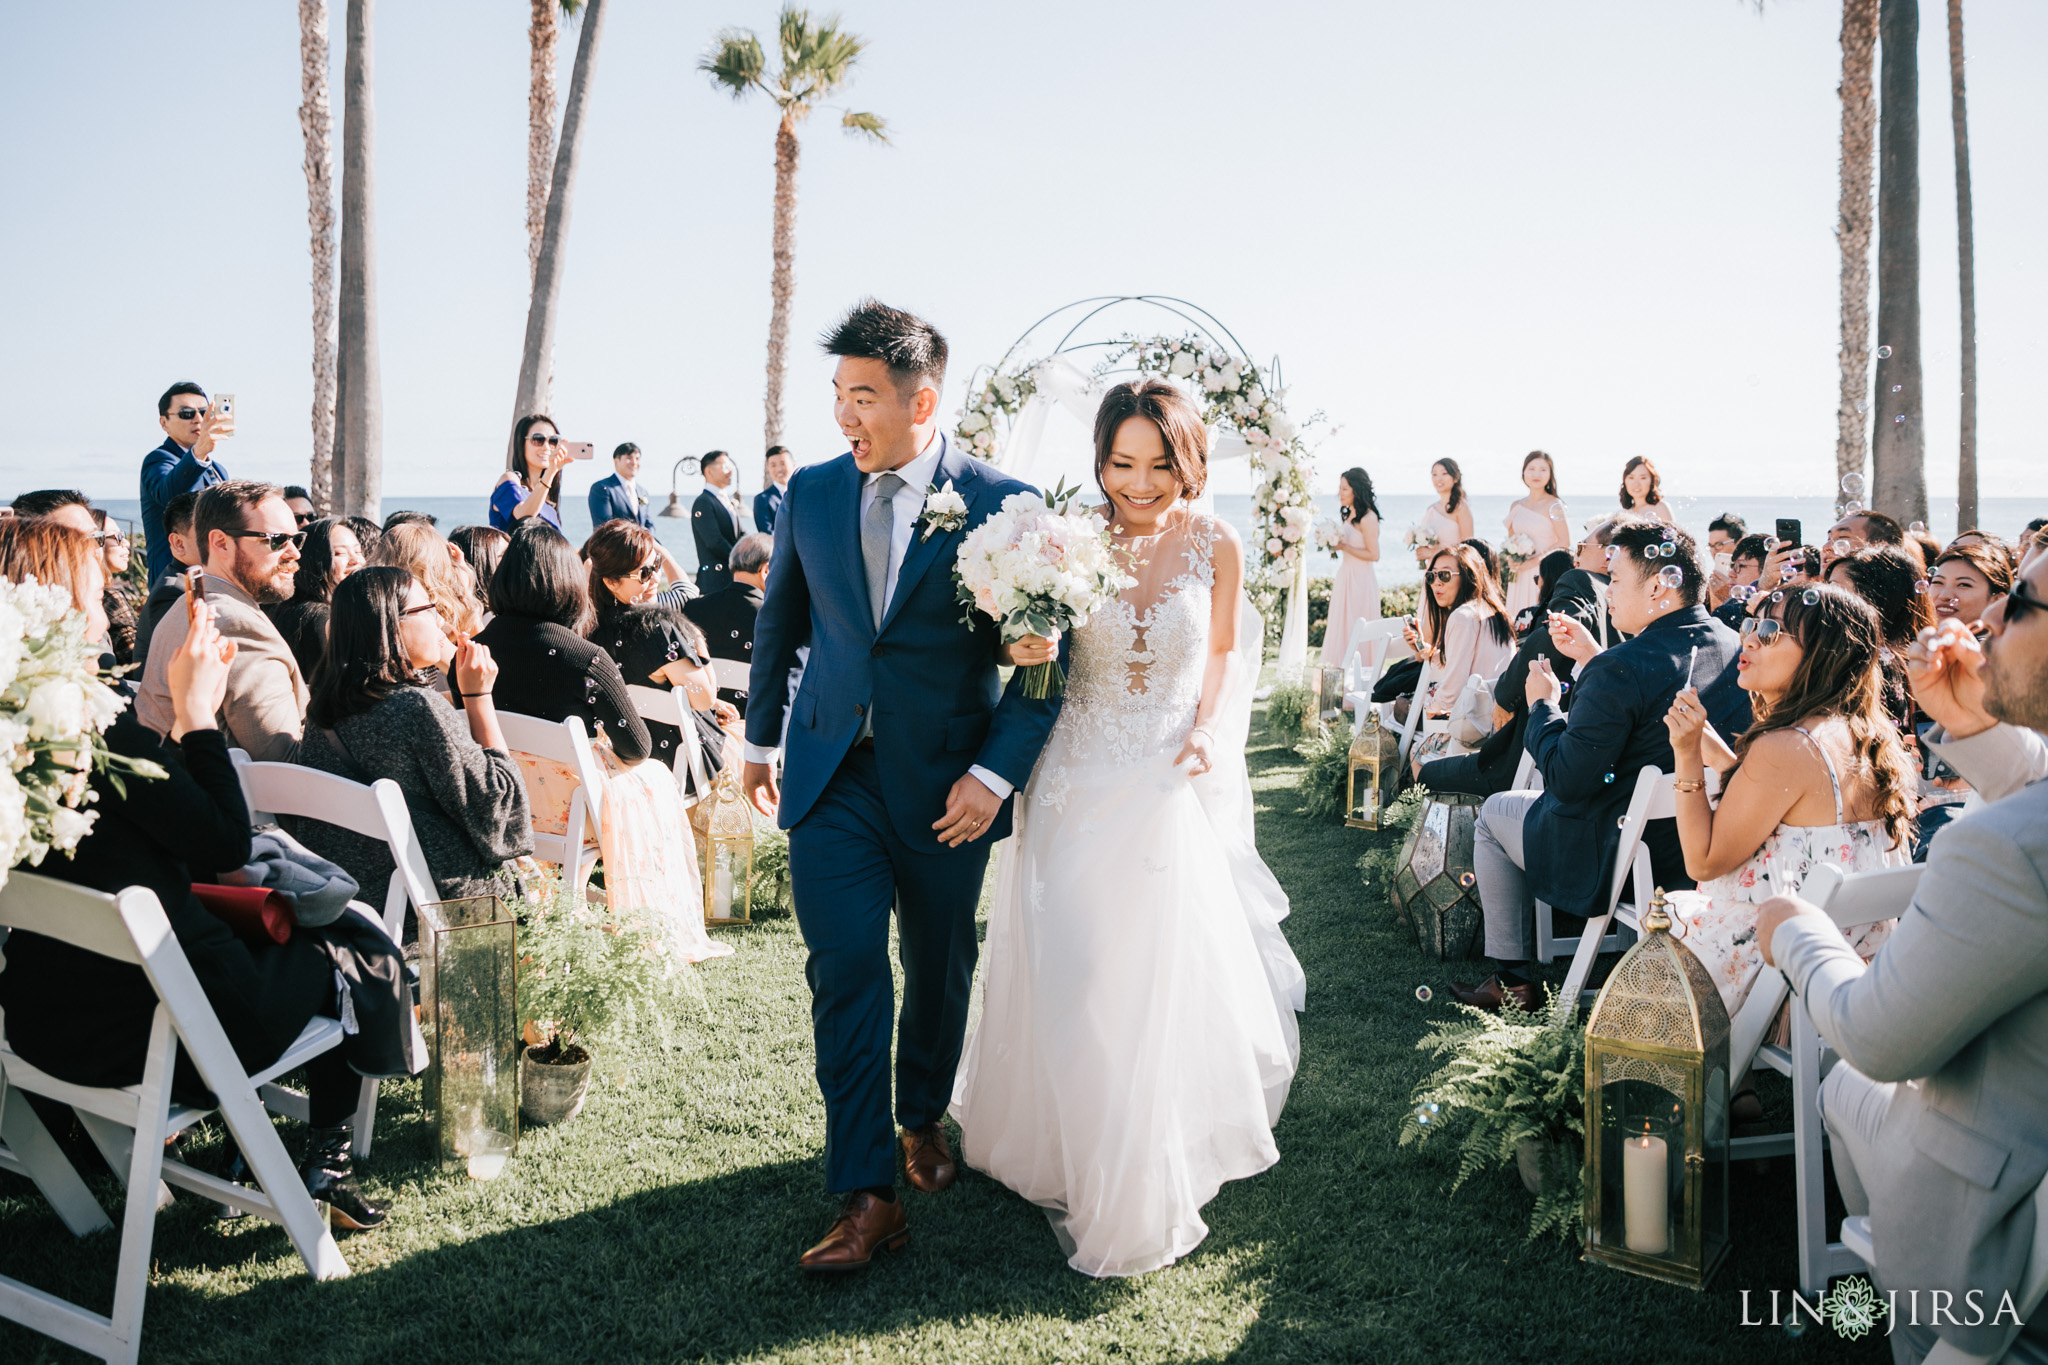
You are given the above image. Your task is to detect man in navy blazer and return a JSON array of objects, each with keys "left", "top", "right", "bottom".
[
  {"left": 691, "top": 450, "right": 742, "bottom": 593},
  {"left": 587, "top": 442, "right": 655, "bottom": 529},
  {"left": 140, "top": 381, "right": 231, "bottom": 584},
  {"left": 1452, "top": 521, "right": 1751, "bottom": 1012},
  {"left": 753, "top": 445, "right": 792, "bottom": 535},
  {"left": 743, "top": 302, "right": 1061, "bottom": 1272}
]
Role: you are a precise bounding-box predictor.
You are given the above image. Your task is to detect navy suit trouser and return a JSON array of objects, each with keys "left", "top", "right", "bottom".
[{"left": 787, "top": 745, "right": 990, "bottom": 1192}]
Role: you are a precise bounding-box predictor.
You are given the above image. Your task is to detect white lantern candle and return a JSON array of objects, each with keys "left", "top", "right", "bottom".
[
  {"left": 1623, "top": 1131, "right": 1670, "bottom": 1254},
  {"left": 713, "top": 860, "right": 735, "bottom": 919}
]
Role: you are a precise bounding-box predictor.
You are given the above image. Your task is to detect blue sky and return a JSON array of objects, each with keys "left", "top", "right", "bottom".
[{"left": 4, "top": 0, "right": 2042, "bottom": 509}]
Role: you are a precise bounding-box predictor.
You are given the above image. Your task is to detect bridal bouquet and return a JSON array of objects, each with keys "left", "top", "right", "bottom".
[
  {"left": 0, "top": 578, "right": 162, "bottom": 886},
  {"left": 1404, "top": 525, "right": 1440, "bottom": 554},
  {"left": 1500, "top": 531, "right": 1538, "bottom": 586},
  {"left": 953, "top": 478, "right": 1135, "bottom": 699}
]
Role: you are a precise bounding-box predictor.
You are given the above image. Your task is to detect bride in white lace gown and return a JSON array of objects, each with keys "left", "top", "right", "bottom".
[{"left": 950, "top": 378, "right": 1305, "bottom": 1278}]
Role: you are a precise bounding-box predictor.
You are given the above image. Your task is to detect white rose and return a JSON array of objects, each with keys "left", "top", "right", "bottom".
[
  {"left": 1270, "top": 415, "right": 1298, "bottom": 444},
  {"left": 48, "top": 805, "right": 95, "bottom": 851},
  {"left": 1202, "top": 368, "right": 1225, "bottom": 393},
  {"left": 82, "top": 679, "right": 126, "bottom": 732},
  {"left": 1282, "top": 525, "right": 1303, "bottom": 543},
  {"left": 1222, "top": 360, "right": 1242, "bottom": 386},
  {"left": 1169, "top": 350, "right": 1196, "bottom": 378},
  {"left": 1247, "top": 384, "right": 1266, "bottom": 405},
  {"left": 994, "top": 376, "right": 1017, "bottom": 401},
  {"left": 962, "top": 410, "right": 989, "bottom": 433},
  {"left": 1266, "top": 537, "right": 1284, "bottom": 555},
  {"left": 24, "top": 681, "right": 87, "bottom": 741},
  {"left": 1272, "top": 455, "right": 1293, "bottom": 477}
]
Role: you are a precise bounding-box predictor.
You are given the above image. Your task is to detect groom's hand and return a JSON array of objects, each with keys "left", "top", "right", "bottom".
[
  {"left": 999, "top": 631, "right": 1059, "bottom": 668},
  {"left": 743, "top": 760, "right": 780, "bottom": 818},
  {"left": 934, "top": 773, "right": 1001, "bottom": 846}
]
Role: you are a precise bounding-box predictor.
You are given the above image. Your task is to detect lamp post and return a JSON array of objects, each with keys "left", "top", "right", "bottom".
[{"left": 659, "top": 455, "right": 701, "bottom": 518}]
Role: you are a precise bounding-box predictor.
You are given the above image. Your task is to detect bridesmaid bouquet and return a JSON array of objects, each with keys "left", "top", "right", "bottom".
[
  {"left": 953, "top": 478, "right": 1136, "bottom": 699},
  {"left": 1500, "top": 531, "right": 1538, "bottom": 586},
  {"left": 1403, "top": 525, "right": 1440, "bottom": 553}
]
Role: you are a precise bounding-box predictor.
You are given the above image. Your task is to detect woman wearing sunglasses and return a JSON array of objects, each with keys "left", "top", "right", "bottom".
[
  {"left": 490, "top": 413, "right": 571, "bottom": 533},
  {"left": 1660, "top": 583, "right": 1916, "bottom": 1114},
  {"left": 1401, "top": 544, "right": 1515, "bottom": 718}
]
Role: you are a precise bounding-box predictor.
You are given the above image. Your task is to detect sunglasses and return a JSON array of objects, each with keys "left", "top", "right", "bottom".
[
  {"left": 526, "top": 433, "right": 563, "bottom": 446},
  {"left": 1426, "top": 570, "right": 1458, "bottom": 585},
  {"left": 294, "top": 511, "right": 315, "bottom": 526},
  {"left": 631, "top": 560, "right": 663, "bottom": 582},
  {"left": 2002, "top": 579, "right": 2046, "bottom": 624},
  {"left": 94, "top": 531, "right": 128, "bottom": 547},
  {"left": 170, "top": 406, "right": 208, "bottom": 421},
  {"left": 399, "top": 601, "right": 443, "bottom": 620},
  {"left": 1739, "top": 617, "right": 1788, "bottom": 646},
  {"left": 225, "top": 529, "right": 306, "bottom": 552}
]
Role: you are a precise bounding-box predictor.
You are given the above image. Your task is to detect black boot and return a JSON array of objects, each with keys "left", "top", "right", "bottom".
[
  {"left": 214, "top": 1136, "right": 252, "bottom": 1222},
  {"left": 300, "top": 1126, "right": 387, "bottom": 1231}
]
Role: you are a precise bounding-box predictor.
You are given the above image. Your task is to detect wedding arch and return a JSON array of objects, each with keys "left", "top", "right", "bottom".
[{"left": 953, "top": 296, "right": 1321, "bottom": 672}]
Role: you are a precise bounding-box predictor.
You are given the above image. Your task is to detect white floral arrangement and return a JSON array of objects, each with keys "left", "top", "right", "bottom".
[
  {"left": 1314, "top": 520, "right": 1341, "bottom": 553},
  {"left": 0, "top": 578, "right": 163, "bottom": 885},
  {"left": 918, "top": 481, "right": 969, "bottom": 540},
  {"left": 1404, "top": 524, "right": 1441, "bottom": 553},
  {"left": 1500, "top": 531, "right": 1538, "bottom": 586},
  {"left": 953, "top": 364, "right": 1040, "bottom": 464},
  {"left": 952, "top": 479, "right": 1136, "bottom": 699}
]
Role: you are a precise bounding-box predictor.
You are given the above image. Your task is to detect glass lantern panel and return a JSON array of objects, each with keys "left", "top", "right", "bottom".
[
  {"left": 1594, "top": 1061, "right": 1688, "bottom": 1262},
  {"left": 1703, "top": 1065, "right": 1730, "bottom": 1248},
  {"left": 1412, "top": 802, "right": 1451, "bottom": 884},
  {"left": 422, "top": 896, "right": 519, "bottom": 1173},
  {"left": 710, "top": 844, "right": 744, "bottom": 920}
]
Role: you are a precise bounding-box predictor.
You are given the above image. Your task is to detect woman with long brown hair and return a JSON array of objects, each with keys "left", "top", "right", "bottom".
[
  {"left": 1500, "top": 450, "right": 1571, "bottom": 620},
  {"left": 1401, "top": 542, "right": 1515, "bottom": 721},
  {"left": 1413, "top": 457, "right": 1473, "bottom": 564},
  {"left": 1618, "top": 455, "right": 1676, "bottom": 526}
]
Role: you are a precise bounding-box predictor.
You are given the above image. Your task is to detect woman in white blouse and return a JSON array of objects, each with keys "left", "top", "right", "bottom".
[{"left": 1401, "top": 542, "right": 1517, "bottom": 723}]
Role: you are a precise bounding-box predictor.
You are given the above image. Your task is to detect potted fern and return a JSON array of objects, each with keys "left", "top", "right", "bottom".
[{"left": 1399, "top": 987, "right": 1587, "bottom": 1240}]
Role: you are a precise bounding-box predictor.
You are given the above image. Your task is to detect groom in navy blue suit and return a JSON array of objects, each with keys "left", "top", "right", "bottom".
[{"left": 744, "top": 301, "right": 1062, "bottom": 1272}]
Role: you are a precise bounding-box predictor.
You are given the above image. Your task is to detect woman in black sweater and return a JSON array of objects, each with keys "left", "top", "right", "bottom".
[{"left": 263, "top": 516, "right": 366, "bottom": 681}]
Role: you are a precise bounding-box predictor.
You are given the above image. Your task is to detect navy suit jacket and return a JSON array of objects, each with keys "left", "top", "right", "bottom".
[
  {"left": 587, "top": 473, "right": 653, "bottom": 530},
  {"left": 140, "top": 438, "right": 228, "bottom": 584},
  {"left": 745, "top": 435, "right": 1061, "bottom": 851},
  {"left": 692, "top": 487, "right": 740, "bottom": 593},
  {"left": 1521, "top": 605, "right": 1751, "bottom": 914},
  {"left": 753, "top": 485, "right": 785, "bottom": 536}
]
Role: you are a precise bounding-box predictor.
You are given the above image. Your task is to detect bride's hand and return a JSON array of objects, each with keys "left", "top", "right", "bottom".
[
  {"left": 1176, "top": 725, "right": 1216, "bottom": 778},
  {"left": 1001, "top": 631, "right": 1058, "bottom": 669}
]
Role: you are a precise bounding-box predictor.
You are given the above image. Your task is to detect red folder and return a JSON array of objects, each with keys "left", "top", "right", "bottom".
[{"left": 189, "top": 884, "right": 295, "bottom": 946}]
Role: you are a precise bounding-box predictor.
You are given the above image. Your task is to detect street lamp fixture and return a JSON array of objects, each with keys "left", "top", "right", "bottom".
[{"left": 659, "top": 455, "right": 701, "bottom": 518}]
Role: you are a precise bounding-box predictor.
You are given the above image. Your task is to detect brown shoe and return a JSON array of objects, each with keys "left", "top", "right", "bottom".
[
  {"left": 798, "top": 1192, "right": 908, "bottom": 1274},
  {"left": 1447, "top": 974, "right": 1544, "bottom": 1013},
  {"left": 900, "top": 1123, "right": 957, "bottom": 1194}
]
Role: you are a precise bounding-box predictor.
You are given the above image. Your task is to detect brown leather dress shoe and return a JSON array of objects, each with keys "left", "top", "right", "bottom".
[
  {"left": 799, "top": 1192, "right": 908, "bottom": 1274},
  {"left": 1446, "top": 974, "right": 1544, "bottom": 1013},
  {"left": 900, "top": 1123, "right": 957, "bottom": 1194}
]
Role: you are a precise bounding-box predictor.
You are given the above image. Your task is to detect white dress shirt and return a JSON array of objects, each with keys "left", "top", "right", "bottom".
[{"left": 746, "top": 433, "right": 1013, "bottom": 801}]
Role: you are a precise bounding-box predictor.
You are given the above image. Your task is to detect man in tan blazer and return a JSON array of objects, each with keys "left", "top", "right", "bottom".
[
  {"left": 1759, "top": 551, "right": 2048, "bottom": 1363},
  {"left": 137, "top": 479, "right": 308, "bottom": 763}
]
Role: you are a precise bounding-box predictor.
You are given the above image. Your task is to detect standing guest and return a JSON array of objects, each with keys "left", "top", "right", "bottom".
[
  {"left": 685, "top": 532, "right": 771, "bottom": 716},
  {"left": 447, "top": 524, "right": 509, "bottom": 619},
  {"left": 491, "top": 414, "right": 572, "bottom": 533},
  {"left": 1500, "top": 451, "right": 1572, "bottom": 620},
  {"left": 137, "top": 480, "right": 309, "bottom": 763},
  {"left": 141, "top": 381, "right": 232, "bottom": 584},
  {"left": 1821, "top": 508, "right": 1907, "bottom": 570},
  {"left": 1927, "top": 542, "right": 2012, "bottom": 630},
  {"left": 90, "top": 509, "right": 141, "bottom": 668},
  {"left": 138, "top": 491, "right": 203, "bottom": 666},
  {"left": 1450, "top": 521, "right": 1750, "bottom": 1012},
  {"left": 283, "top": 486, "right": 317, "bottom": 527},
  {"left": 588, "top": 442, "right": 656, "bottom": 530},
  {"left": 692, "top": 449, "right": 744, "bottom": 593},
  {"left": 1711, "top": 532, "right": 1771, "bottom": 627},
  {"left": 372, "top": 521, "right": 485, "bottom": 638},
  {"left": 264, "top": 517, "right": 365, "bottom": 681},
  {"left": 755, "top": 445, "right": 794, "bottom": 535},
  {"left": 1415, "top": 458, "right": 1473, "bottom": 564},
  {"left": 292, "top": 567, "right": 533, "bottom": 903},
  {"left": 589, "top": 520, "right": 737, "bottom": 776},
  {"left": 1320, "top": 467, "right": 1382, "bottom": 666},
  {"left": 342, "top": 515, "right": 383, "bottom": 559},
  {"left": 1617, "top": 455, "right": 1675, "bottom": 525},
  {"left": 1401, "top": 543, "right": 1515, "bottom": 724}
]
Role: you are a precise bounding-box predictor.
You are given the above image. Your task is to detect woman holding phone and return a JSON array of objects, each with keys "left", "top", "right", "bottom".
[{"left": 491, "top": 413, "right": 571, "bottom": 533}]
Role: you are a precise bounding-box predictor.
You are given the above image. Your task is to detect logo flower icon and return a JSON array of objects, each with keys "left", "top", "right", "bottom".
[{"left": 1822, "top": 1277, "right": 1887, "bottom": 1341}]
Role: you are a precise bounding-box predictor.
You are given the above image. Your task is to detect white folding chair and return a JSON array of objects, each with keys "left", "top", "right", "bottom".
[
  {"left": 496, "top": 711, "right": 605, "bottom": 892},
  {"left": 1549, "top": 767, "right": 1672, "bottom": 1013},
  {"left": 1510, "top": 747, "right": 1542, "bottom": 793},
  {"left": 1340, "top": 618, "right": 1408, "bottom": 725},
  {"left": 710, "top": 656, "right": 752, "bottom": 698},
  {"left": 1394, "top": 660, "right": 1439, "bottom": 768},
  {"left": 0, "top": 874, "right": 350, "bottom": 1364},
  {"left": 625, "top": 683, "right": 714, "bottom": 810}
]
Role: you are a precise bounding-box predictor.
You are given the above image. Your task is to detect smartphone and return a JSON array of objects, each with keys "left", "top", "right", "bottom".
[
  {"left": 563, "top": 441, "right": 596, "bottom": 461},
  {"left": 214, "top": 393, "right": 236, "bottom": 425},
  {"left": 184, "top": 565, "right": 207, "bottom": 623},
  {"left": 1775, "top": 518, "right": 1801, "bottom": 548}
]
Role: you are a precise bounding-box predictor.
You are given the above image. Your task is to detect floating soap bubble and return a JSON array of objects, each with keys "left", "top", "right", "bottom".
[
  {"left": 1770, "top": 590, "right": 1786, "bottom": 604},
  {"left": 1877, "top": 345, "right": 1893, "bottom": 359},
  {"left": 1658, "top": 565, "right": 1684, "bottom": 589},
  {"left": 1782, "top": 1312, "right": 1809, "bottom": 1339},
  {"left": 1413, "top": 1103, "right": 1437, "bottom": 1127},
  {"left": 1855, "top": 400, "right": 1868, "bottom": 413},
  {"left": 1841, "top": 472, "right": 1867, "bottom": 498},
  {"left": 1415, "top": 986, "right": 1433, "bottom": 1003},
  {"left": 1458, "top": 872, "right": 1476, "bottom": 888},
  {"left": 1909, "top": 520, "right": 1926, "bottom": 533},
  {"left": 1913, "top": 579, "right": 1928, "bottom": 594},
  {"left": 1892, "top": 384, "right": 1903, "bottom": 393},
  {"left": 1832, "top": 539, "right": 1853, "bottom": 556},
  {"left": 1895, "top": 415, "right": 1906, "bottom": 424},
  {"left": 1603, "top": 772, "right": 1615, "bottom": 785},
  {"left": 1780, "top": 563, "right": 1798, "bottom": 581},
  {"left": 1618, "top": 816, "right": 1629, "bottom": 829},
  {"left": 1802, "top": 589, "right": 1820, "bottom": 605}
]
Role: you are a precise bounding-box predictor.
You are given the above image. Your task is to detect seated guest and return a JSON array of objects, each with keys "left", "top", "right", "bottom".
[
  {"left": 10, "top": 488, "right": 98, "bottom": 535},
  {"left": 265, "top": 517, "right": 366, "bottom": 681},
  {"left": 293, "top": 567, "right": 533, "bottom": 903},
  {"left": 447, "top": 524, "right": 509, "bottom": 620},
  {"left": 342, "top": 514, "right": 383, "bottom": 559},
  {"left": 684, "top": 531, "right": 770, "bottom": 717},
  {"left": 89, "top": 508, "right": 141, "bottom": 668},
  {"left": 587, "top": 519, "right": 736, "bottom": 777},
  {"left": 283, "top": 485, "right": 317, "bottom": 527},
  {"left": 1552, "top": 513, "right": 1633, "bottom": 646},
  {"left": 382, "top": 509, "right": 437, "bottom": 532},
  {"left": 1826, "top": 545, "right": 1934, "bottom": 725},
  {"left": 1419, "top": 549, "right": 1580, "bottom": 798},
  {"left": 1660, "top": 585, "right": 1914, "bottom": 1076},
  {"left": 1820, "top": 508, "right": 1907, "bottom": 571},
  {"left": 1705, "top": 512, "right": 1746, "bottom": 561},
  {"left": 1401, "top": 543, "right": 1514, "bottom": 721},
  {"left": 137, "top": 480, "right": 309, "bottom": 763},
  {"left": 1461, "top": 536, "right": 1504, "bottom": 594},
  {"left": 1906, "top": 525, "right": 1944, "bottom": 576},
  {"left": 372, "top": 520, "right": 485, "bottom": 638},
  {"left": 1710, "top": 532, "right": 1771, "bottom": 628},
  {"left": 138, "top": 490, "right": 203, "bottom": 666},
  {"left": 1450, "top": 521, "right": 1750, "bottom": 1011},
  {"left": 0, "top": 517, "right": 110, "bottom": 641},
  {"left": 0, "top": 541, "right": 410, "bottom": 1230},
  {"left": 1753, "top": 550, "right": 2048, "bottom": 1364},
  {"left": 1926, "top": 541, "right": 2011, "bottom": 631}
]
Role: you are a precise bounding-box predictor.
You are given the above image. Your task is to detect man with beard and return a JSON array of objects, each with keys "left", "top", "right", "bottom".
[
  {"left": 137, "top": 480, "right": 311, "bottom": 762},
  {"left": 1756, "top": 548, "right": 2048, "bottom": 1364}
]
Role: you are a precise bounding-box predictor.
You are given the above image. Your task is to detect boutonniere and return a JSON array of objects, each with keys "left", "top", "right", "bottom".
[
  {"left": 635, "top": 491, "right": 647, "bottom": 506},
  {"left": 918, "top": 480, "right": 969, "bottom": 541}
]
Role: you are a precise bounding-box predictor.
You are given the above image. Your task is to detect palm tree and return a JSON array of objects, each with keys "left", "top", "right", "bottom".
[
  {"left": 701, "top": 8, "right": 888, "bottom": 450},
  {"left": 297, "top": 0, "right": 337, "bottom": 514},
  {"left": 527, "top": 0, "right": 585, "bottom": 285},
  {"left": 334, "top": 0, "right": 382, "bottom": 519},
  {"left": 1947, "top": 0, "right": 1977, "bottom": 530},
  {"left": 511, "top": 0, "right": 607, "bottom": 441},
  {"left": 1832, "top": 0, "right": 1880, "bottom": 498},
  {"left": 1871, "top": 0, "right": 1926, "bottom": 526}
]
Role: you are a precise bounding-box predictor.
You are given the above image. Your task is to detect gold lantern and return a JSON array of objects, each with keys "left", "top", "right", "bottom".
[
  {"left": 1583, "top": 889, "right": 1732, "bottom": 1288},
  {"left": 701, "top": 771, "right": 756, "bottom": 927},
  {"left": 1314, "top": 666, "right": 1349, "bottom": 734},
  {"left": 1345, "top": 706, "right": 1401, "bottom": 830}
]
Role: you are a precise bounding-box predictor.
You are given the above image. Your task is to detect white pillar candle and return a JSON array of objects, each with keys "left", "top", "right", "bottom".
[
  {"left": 713, "top": 862, "right": 735, "bottom": 918},
  {"left": 1623, "top": 1132, "right": 1670, "bottom": 1254}
]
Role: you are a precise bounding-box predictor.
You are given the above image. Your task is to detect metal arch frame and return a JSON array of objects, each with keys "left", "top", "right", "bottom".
[{"left": 963, "top": 295, "right": 1284, "bottom": 403}]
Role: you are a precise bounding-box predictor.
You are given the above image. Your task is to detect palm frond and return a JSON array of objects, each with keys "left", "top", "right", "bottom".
[
  {"left": 779, "top": 6, "right": 866, "bottom": 93},
  {"left": 699, "top": 28, "right": 766, "bottom": 96},
  {"left": 840, "top": 110, "right": 888, "bottom": 143},
  {"left": 559, "top": 0, "right": 585, "bottom": 18}
]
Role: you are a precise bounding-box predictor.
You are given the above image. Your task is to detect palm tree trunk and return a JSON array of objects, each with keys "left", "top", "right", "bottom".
[
  {"left": 764, "top": 116, "right": 800, "bottom": 450},
  {"left": 1833, "top": 0, "right": 1880, "bottom": 498},
  {"left": 298, "top": 0, "right": 337, "bottom": 515},
  {"left": 1871, "top": 0, "right": 1926, "bottom": 526},
  {"left": 527, "top": 0, "right": 558, "bottom": 285},
  {"left": 335, "top": 0, "right": 381, "bottom": 520},
  {"left": 512, "top": 0, "right": 606, "bottom": 443},
  {"left": 1948, "top": 0, "right": 1976, "bottom": 531}
]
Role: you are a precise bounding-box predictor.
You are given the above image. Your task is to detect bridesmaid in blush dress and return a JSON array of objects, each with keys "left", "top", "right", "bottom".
[
  {"left": 1500, "top": 450, "right": 1571, "bottom": 621},
  {"left": 1618, "top": 455, "right": 1677, "bottom": 526},
  {"left": 1415, "top": 459, "right": 1473, "bottom": 566},
  {"left": 1320, "top": 467, "right": 1382, "bottom": 666}
]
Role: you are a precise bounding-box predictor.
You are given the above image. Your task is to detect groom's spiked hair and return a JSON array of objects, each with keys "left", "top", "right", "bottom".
[{"left": 821, "top": 299, "right": 948, "bottom": 398}]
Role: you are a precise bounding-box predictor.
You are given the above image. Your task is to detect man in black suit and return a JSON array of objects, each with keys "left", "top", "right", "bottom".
[
  {"left": 1451, "top": 521, "right": 1752, "bottom": 1012},
  {"left": 691, "top": 449, "right": 742, "bottom": 593},
  {"left": 684, "top": 532, "right": 769, "bottom": 717},
  {"left": 1547, "top": 511, "right": 1632, "bottom": 649}
]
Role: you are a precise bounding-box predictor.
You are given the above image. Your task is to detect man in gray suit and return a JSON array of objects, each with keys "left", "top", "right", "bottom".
[{"left": 1759, "top": 549, "right": 2048, "bottom": 1363}]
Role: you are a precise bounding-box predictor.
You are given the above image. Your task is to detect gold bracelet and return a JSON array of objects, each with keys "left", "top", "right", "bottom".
[{"left": 1673, "top": 778, "right": 1707, "bottom": 794}]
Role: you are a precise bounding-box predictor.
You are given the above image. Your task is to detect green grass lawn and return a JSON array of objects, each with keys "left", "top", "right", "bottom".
[{"left": 0, "top": 706, "right": 1888, "bottom": 1363}]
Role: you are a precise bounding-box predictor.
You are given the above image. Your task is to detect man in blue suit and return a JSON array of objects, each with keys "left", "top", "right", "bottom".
[
  {"left": 587, "top": 442, "right": 655, "bottom": 529},
  {"left": 1452, "top": 520, "right": 1752, "bottom": 1012},
  {"left": 139, "top": 381, "right": 231, "bottom": 584},
  {"left": 753, "top": 445, "right": 792, "bottom": 535},
  {"left": 743, "top": 301, "right": 1061, "bottom": 1272}
]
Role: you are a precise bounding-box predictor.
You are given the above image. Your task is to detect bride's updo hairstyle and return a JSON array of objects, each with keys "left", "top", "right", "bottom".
[{"left": 1092, "top": 377, "right": 1209, "bottom": 505}]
